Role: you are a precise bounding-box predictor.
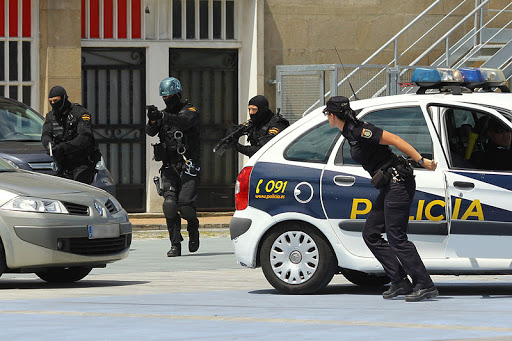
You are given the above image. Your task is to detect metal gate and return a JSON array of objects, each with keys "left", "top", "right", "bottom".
[
  {"left": 169, "top": 48, "right": 238, "bottom": 210},
  {"left": 276, "top": 64, "right": 418, "bottom": 124},
  {"left": 82, "top": 47, "right": 146, "bottom": 212}
]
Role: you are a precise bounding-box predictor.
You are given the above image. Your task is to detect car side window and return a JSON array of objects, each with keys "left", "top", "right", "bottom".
[
  {"left": 284, "top": 121, "right": 341, "bottom": 163},
  {"left": 441, "top": 106, "right": 512, "bottom": 171},
  {"left": 334, "top": 106, "right": 433, "bottom": 167}
]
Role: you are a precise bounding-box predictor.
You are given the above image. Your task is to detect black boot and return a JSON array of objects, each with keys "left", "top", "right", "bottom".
[
  {"left": 382, "top": 278, "right": 413, "bottom": 299},
  {"left": 189, "top": 230, "right": 200, "bottom": 252},
  {"left": 167, "top": 244, "right": 181, "bottom": 257}
]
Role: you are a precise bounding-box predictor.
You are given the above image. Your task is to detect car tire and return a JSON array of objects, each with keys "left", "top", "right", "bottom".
[
  {"left": 0, "top": 239, "right": 6, "bottom": 277},
  {"left": 35, "top": 266, "right": 93, "bottom": 283},
  {"left": 260, "top": 222, "right": 336, "bottom": 294},
  {"left": 341, "top": 268, "right": 390, "bottom": 287}
]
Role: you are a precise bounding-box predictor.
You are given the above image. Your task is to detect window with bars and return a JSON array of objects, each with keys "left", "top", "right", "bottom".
[
  {"left": 81, "top": 0, "right": 236, "bottom": 41},
  {"left": 0, "top": 0, "right": 34, "bottom": 106}
]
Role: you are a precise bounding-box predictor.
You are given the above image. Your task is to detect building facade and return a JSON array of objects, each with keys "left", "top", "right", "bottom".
[{"left": 2, "top": 0, "right": 479, "bottom": 213}]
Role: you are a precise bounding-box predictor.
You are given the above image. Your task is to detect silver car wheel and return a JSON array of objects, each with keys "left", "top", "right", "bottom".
[{"left": 269, "top": 230, "right": 319, "bottom": 284}]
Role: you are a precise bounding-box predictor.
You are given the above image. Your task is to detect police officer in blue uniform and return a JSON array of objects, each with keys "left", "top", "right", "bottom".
[
  {"left": 324, "top": 96, "right": 439, "bottom": 302},
  {"left": 41, "top": 86, "right": 100, "bottom": 184},
  {"left": 235, "top": 95, "right": 289, "bottom": 157},
  {"left": 146, "top": 77, "right": 201, "bottom": 257}
]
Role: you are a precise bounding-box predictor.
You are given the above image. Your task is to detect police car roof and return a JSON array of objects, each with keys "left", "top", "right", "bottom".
[{"left": 317, "top": 91, "right": 512, "bottom": 116}]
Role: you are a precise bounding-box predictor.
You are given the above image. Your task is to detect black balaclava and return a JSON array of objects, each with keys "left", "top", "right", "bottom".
[
  {"left": 164, "top": 93, "right": 182, "bottom": 112},
  {"left": 248, "top": 95, "right": 272, "bottom": 125},
  {"left": 48, "top": 86, "right": 71, "bottom": 116}
]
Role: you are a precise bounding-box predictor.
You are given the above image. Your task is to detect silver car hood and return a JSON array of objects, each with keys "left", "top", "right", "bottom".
[{"left": 0, "top": 170, "right": 107, "bottom": 197}]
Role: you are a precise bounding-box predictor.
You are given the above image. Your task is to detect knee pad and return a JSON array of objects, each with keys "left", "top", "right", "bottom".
[
  {"left": 179, "top": 206, "right": 197, "bottom": 221},
  {"left": 162, "top": 198, "right": 178, "bottom": 219}
]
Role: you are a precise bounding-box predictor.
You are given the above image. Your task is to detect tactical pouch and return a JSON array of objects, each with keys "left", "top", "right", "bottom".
[
  {"left": 371, "top": 169, "right": 392, "bottom": 189},
  {"left": 152, "top": 143, "right": 166, "bottom": 162}
]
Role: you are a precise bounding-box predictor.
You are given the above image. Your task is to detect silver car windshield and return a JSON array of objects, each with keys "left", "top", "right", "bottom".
[{"left": 0, "top": 103, "right": 43, "bottom": 142}]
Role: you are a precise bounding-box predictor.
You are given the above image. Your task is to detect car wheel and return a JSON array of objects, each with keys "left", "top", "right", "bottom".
[
  {"left": 35, "top": 266, "right": 93, "bottom": 283},
  {"left": 0, "top": 240, "right": 6, "bottom": 277},
  {"left": 260, "top": 222, "right": 336, "bottom": 294},
  {"left": 341, "top": 268, "right": 390, "bottom": 287}
]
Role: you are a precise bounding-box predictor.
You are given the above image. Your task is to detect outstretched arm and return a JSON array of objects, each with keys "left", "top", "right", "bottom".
[{"left": 380, "top": 130, "right": 437, "bottom": 170}]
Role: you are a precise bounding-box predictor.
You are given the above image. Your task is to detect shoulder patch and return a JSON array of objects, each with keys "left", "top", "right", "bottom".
[
  {"left": 268, "top": 127, "right": 280, "bottom": 135},
  {"left": 361, "top": 128, "right": 373, "bottom": 139},
  {"left": 188, "top": 107, "right": 197, "bottom": 112},
  {"left": 81, "top": 114, "right": 91, "bottom": 121}
]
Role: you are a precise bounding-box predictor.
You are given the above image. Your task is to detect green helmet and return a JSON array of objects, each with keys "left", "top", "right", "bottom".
[{"left": 159, "top": 77, "right": 182, "bottom": 96}]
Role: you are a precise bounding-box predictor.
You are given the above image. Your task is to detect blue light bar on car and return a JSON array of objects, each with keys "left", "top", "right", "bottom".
[
  {"left": 458, "top": 67, "right": 485, "bottom": 84},
  {"left": 411, "top": 67, "right": 508, "bottom": 92}
]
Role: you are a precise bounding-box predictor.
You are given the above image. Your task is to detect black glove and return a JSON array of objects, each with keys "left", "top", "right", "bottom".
[
  {"left": 146, "top": 105, "right": 162, "bottom": 121},
  {"left": 53, "top": 143, "right": 64, "bottom": 158}
]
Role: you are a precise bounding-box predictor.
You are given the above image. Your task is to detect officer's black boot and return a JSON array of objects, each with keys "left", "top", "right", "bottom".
[
  {"left": 167, "top": 244, "right": 181, "bottom": 257},
  {"left": 189, "top": 230, "right": 200, "bottom": 253}
]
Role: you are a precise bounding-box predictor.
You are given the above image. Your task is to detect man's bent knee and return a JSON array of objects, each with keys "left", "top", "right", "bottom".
[{"left": 163, "top": 199, "right": 178, "bottom": 219}]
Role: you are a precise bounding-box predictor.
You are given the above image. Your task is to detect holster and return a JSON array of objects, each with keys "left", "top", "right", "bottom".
[{"left": 371, "top": 169, "right": 392, "bottom": 189}]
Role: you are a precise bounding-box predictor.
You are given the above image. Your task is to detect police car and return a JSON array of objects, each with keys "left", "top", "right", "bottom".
[{"left": 230, "top": 67, "right": 512, "bottom": 294}]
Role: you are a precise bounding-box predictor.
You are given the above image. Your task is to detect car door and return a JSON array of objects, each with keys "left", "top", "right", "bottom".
[
  {"left": 434, "top": 101, "right": 512, "bottom": 259},
  {"left": 321, "top": 104, "right": 449, "bottom": 259}
]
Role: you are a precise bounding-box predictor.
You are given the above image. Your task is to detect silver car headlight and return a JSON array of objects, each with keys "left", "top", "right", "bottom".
[
  {"left": 1, "top": 196, "right": 69, "bottom": 214},
  {"left": 0, "top": 157, "right": 20, "bottom": 169}
]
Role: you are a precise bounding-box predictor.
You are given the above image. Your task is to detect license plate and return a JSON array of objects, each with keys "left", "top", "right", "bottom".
[{"left": 88, "top": 224, "right": 120, "bottom": 239}]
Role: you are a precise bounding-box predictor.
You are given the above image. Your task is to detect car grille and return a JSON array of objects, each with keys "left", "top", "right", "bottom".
[
  {"left": 60, "top": 234, "right": 132, "bottom": 256},
  {"left": 62, "top": 202, "right": 90, "bottom": 215},
  {"left": 27, "top": 162, "right": 54, "bottom": 171},
  {"left": 104, "top": 199, "right": 119, "bottom": 214}
]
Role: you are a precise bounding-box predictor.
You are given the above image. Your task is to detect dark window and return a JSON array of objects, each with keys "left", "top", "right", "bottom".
[
  {"left": 23, "top": 86, "right": 31, "bottom": 106},
  {"left": 199, "top": 0, "right": 208, "bottom": 39},
  {"left": 22, "top": 41, "right": 31, "bottom": 81},
  {"left": 172, "top": 0, "right": 182, "bottom": 39},
  {"left": 9, "top": 85, "right": 17, "bottom": 100},
  {"left": 335, "top": 106, "right": 432, "bottom": 166},
  {"left": 186, "top": 0, "right": 195, "bottom": 39},
  {"left": 285, "top": 121, "right": 341, "bottom": 163},
  {"left": 226, "top": 0, "right": 234, "bottom": 39},
  {"left": 213, "top": 0, "right": 221, "bottom": 39},
  {"left": 9, "top": 41, "right": 18, "bottom": 81},
  {"left": 0, "top": 41, "right": 4, "bottom": 81}
]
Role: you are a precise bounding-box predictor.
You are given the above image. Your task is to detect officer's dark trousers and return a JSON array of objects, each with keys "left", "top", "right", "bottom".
[
  {"left": 161, "top": 165, "right": 199, "bottom": 246},
  {"left": 362, "top": 177, "right": 434, "bottom": 290}
]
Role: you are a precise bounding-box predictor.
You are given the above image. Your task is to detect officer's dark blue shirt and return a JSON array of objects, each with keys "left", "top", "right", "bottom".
[{"left": 342, "top": 121, "right": 393, "bottom": 176}]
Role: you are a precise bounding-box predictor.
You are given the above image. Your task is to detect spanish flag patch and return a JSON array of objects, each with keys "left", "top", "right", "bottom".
[
  {"left": 188, "top": 107, "right": 197, "bottom": 112},
  {"left": 81, "top": 114, "right": 91, "bottom": 121},
  {"left": 269, "top": 127, "right": 280, "bottom": 135}
]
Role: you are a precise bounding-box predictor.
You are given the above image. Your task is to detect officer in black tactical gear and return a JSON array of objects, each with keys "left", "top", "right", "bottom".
[
  {"left": 41, "top": 86, "right": 101, "bottom": 184},
  {"left": 234, "top": 95, "right": 289, "bottom": 157},
  {"left": 146, "top": 77, "right": 201, "bottom": 257}
]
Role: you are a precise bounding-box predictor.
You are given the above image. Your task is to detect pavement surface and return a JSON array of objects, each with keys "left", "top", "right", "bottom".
[
  {"left": 128, "top": 212, "right": 233, "bottom": 231},
  {"left": 2, "top": 236, "right": 512, "bottom": 340}
]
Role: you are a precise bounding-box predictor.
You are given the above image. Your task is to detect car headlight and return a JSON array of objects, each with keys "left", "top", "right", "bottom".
[
  {"left": 1, "top": 196, "right": 69, "bottom": 214},
  {"left": 0, "top": 157, "right": 20, "bottom": 169}
]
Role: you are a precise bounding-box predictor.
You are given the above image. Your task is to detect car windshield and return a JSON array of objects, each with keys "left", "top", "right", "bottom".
[{"left": 0, "top": 102, "right": 43, "bottom": 142}]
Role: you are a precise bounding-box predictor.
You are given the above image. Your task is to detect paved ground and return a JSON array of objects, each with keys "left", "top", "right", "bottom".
[
  {"left": 2, "top": 233, "right": 512, "bottom": 340},
  {"left": 128, "top": 212, "right": 233, "bottom": 230}
]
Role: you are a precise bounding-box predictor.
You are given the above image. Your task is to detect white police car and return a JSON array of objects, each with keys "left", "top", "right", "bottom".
[{"left": 230, "top": 67, "right": 512, "bottom": 294}]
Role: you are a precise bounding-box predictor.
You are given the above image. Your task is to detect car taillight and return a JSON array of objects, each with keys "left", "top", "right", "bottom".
[{"left": 235, "top": 166, "right": 253, "bottom": 210}]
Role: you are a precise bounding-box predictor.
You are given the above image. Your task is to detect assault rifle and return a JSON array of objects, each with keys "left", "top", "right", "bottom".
[{"left": 213, "top": 120, "right": 253, "bottom": 155}]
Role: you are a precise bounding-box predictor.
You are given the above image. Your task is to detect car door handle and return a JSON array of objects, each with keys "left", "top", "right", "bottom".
[
  {"left": 453, "top": 181, "right": 475, "bottom": 190},
  {"left": 333, "top": 175, "right": 356, "bottom": 186}
]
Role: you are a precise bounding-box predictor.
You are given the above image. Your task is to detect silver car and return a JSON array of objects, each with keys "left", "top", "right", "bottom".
[{"left": 0, "top": 159, "right": 131, "bottom": 283}]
